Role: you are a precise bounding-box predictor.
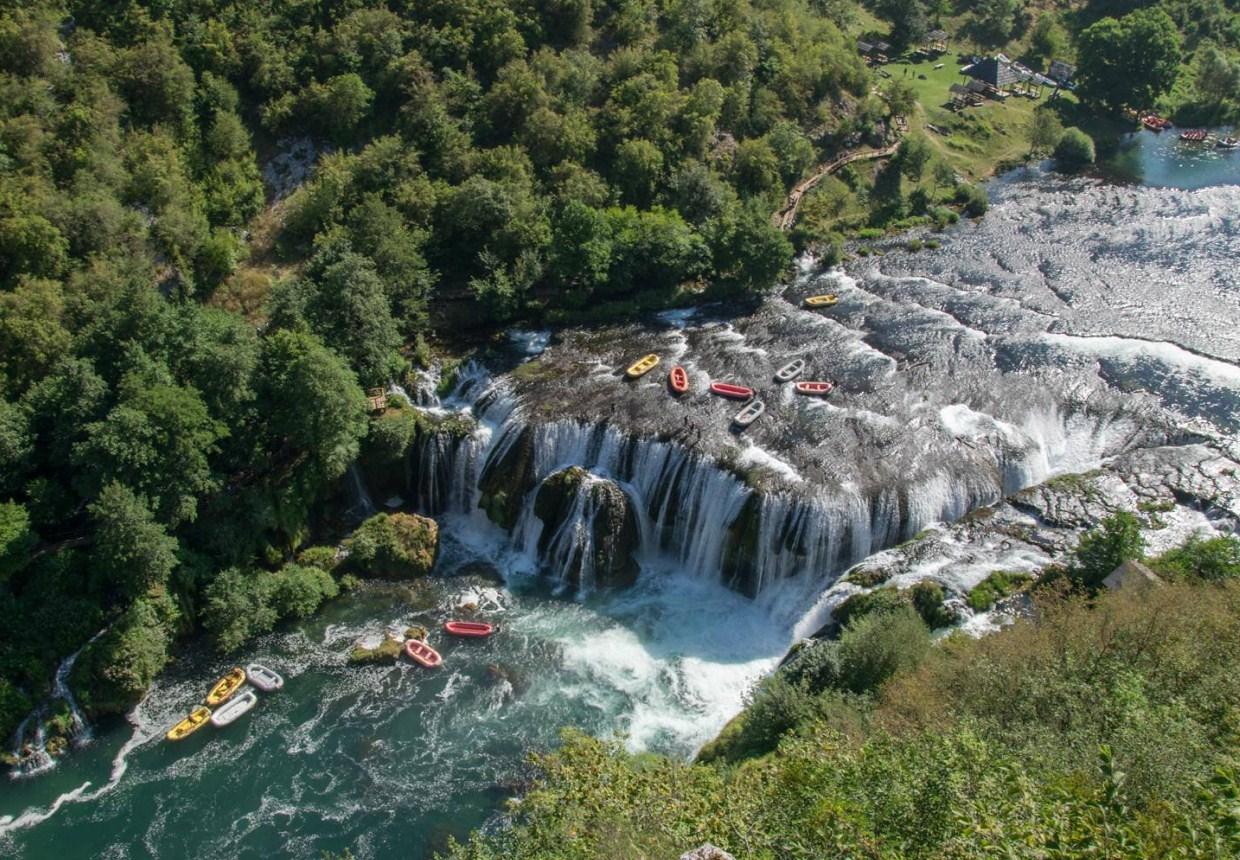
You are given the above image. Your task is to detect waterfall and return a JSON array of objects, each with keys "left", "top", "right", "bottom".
[
  {"left": 11, "top": 713, "right": 54, "bottom": 779},
  {"left": 345, "top": 463, "right": 376, "bottom": 520},
  {"left": 401, "top": 368, "right": 1019, "bottom": 606},
  {"left": 535, "top": 473, "right": 608, "bottom": 594},
  {"left": 52, "top": 647, "right": 90, "bottom": 746}
]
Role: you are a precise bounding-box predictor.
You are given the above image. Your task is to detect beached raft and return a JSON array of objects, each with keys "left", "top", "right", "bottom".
[
  {"left": 625, "top": 354, "right": 660, "bottom": 378},
  {"left": 210, "top": 690, "right": 258, "bottom": 727},
  {"left": 732, "top": 400, "right": 765, "bottom": 428},
  {"left": 206, "top": 668, "right": 246, "bottom": 706},
  {"left": 246, "top": 664, "right": 284, "bottom": 692},
  {"left": 167, "top": 707, "right": 211, "bottom": 742}
]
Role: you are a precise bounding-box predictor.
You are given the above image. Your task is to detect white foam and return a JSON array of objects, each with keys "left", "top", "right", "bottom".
[
  {"left": 735, "top": 442, "right": 805, "bottom": 484},
  {"left": 1041, "top": 332, "right": 1240, "bottom": 387}
]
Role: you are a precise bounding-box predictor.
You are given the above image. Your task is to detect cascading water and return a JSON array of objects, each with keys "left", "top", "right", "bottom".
[
  {"left": 11, "top": 715, "right": 54, "bottom": 779},
  {"left": 344, "top": 463, "right": 376, "bottom": 520},
  {"left": 51, "top": 649, "right": 89, "bottom": 747}
]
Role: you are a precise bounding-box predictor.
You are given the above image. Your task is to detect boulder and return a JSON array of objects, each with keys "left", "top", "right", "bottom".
[
  {"left": 1102, "top": 559, "right": 1164, "bottom": 592},
  {"left": 533, "top": 467, "right": 641, "bottom": 589},
  {"left": 343, "top": 512, "right": 439, "bottom": 578}
]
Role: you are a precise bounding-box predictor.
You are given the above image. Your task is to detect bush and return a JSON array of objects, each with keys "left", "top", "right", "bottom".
[
  {"left": 910, "top": 581, "right": 955, "bottom": 629},
  {"left": 72, "top": 594, "right": 177, "bottom": 716},
  {"left": 833, "top": 586, "right": 906, "bottom": 628},
  {"left": 1148, "top": 534, "right": 1240, "bottom": 582},
  {"left": 269, "top": 564, "right": 339, "bottom": 619},
  {"left": 1054, "top": 127, "right": 1096, "bottom": 167},
  {"left": 1069, "top": 511, "right": 1145, "bottom": 590},
  {"left": 838, "top": 605, "right": 931, "bottom": 694},
  {"left": 967, "top": 570, "right": 1033, "bottom": 611},
  {"left": 954, "top": 183, "right": 989, "bottom": 217}
]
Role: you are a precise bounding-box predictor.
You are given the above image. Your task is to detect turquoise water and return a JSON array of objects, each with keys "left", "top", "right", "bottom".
[
  {"left": 1, "top": 525, "right": 790, "bottom": 858},
  {"left": 1104, "top": 127, "right": 1240, "bottom": 189}
]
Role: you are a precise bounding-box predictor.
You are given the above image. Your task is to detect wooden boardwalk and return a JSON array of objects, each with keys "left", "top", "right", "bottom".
[{"left": 772, "top": 144, "right": 899, "bottom": 232}]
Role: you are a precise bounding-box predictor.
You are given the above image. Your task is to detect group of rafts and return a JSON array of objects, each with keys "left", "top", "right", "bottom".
[
  {"left": 626, "top": 293, "right": 840, "bottom": 429},
  {"left": 403, "top": 620, "right": 496, "bottom": 668},
  {"left": 166, "top": 663, "right": 284, "bottom": 741},
  {"left": 166, "top": 624, "right": 497, "bottom": 741}
]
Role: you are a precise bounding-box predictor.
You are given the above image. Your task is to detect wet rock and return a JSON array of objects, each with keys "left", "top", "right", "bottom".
[
  {"left": 478, "top": 425, "right": 537, "bottom": 529},
  {"left": 721, "top": 496, "right": 763, "bottom": 597},
  {"left": 343, "top": 512, "right": 439, "bottom": 578},
  {"left": 348, "top": 634, "right": 403, "bottom": 665},
  {"left": 533, "top": 467, "right": 640, "bottom": 589}
]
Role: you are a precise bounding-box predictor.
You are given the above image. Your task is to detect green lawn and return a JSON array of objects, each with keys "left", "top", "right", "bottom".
[{"left": 883, "top": 54, "right": 1070, "bottom": 179}]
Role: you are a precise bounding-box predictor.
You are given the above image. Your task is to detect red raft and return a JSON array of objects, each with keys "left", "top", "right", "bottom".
[
  {"left": 404, "top": 638, "right": 443, "bottom": 668},
  {"left": 709, "top": 381, "right": 754, "bottom": 400},
  {"left": 443, "top": 620, "right": 495, "bottom": 638},
  {"left": 668, "top": 366, "right": 689, "bottom": 395},
  {"left": 794, "top": 381, "right": 834, "bottom": 396}
]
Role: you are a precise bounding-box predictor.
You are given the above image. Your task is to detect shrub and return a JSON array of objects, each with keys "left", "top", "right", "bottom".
[
  {"left": 910, "top": 581, "right": 955, "bottom": 629},
  {"left": 1148, "top": 534, "right": 1240, "bottom": 582},
  {"left": 833, "top": 586, "right": 906, "bottom": 628},
  {"left": 269, "top": 564, "right": 339, "bottom": 618},
  {"left": 967, "top": 570, "right": 1033, "bottom": 611},
  {"left": 954, "top": 183, "right": 989, "bottom": 217},
  {"left": 1054, "top": 127, "right": 1096, "bottom": 167},
  {"left": 72, "top": 594, "right": 177, "bottom": 716},
  {"left": 838, "top": 605, "right": 932, "bottom": 694},
  {"left": 1069, "top": 511, "right": 1145, "bottom": 590},
  {"left": 296, "top": 545, "right": 340, "bottom": 572}
]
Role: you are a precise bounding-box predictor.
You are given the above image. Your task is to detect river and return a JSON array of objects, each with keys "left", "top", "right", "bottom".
[{"left": 1, "top": 142, "right": 1237, "bottom": 859}]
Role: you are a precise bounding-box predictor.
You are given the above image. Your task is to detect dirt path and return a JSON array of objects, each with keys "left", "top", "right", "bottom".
[{"left": 771, "top": 144, "right": 900, "bottom": 232}]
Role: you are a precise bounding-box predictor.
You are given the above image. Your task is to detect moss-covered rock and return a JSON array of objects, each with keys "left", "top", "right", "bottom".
[
  {"left": 348, "top": 634, "right": 403, "bottom": 665},
  {"left": 532, "top": 467, "right": 641, "bottom": 589},
  {"left": 343, "top": 512, "right": 439, "bottom": 578}
]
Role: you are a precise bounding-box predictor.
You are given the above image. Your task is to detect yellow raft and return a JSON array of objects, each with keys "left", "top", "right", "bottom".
[
  {"left": 167, "top": 706, "right": 211, "bottom": 741},
  {"left": 206, "top": 667, "right": 246, "bottom": 707},
  {"left": 804, "top": 294, "right": 839, "bottom": 308},
  {"left": 625, "top": 354, "right": 660, "bottom": 379}
]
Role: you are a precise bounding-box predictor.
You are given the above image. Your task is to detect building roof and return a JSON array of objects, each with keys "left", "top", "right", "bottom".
[
  {"left": 966, "top": 56, "right": 1025, "bottom": 87},
  {"left": 927, "top": 29, "right": 949, "bottom": 41},
  {"left": 874, "top": 41, "right": 891, "bottom": 52},
  {"left": 1102, "top": 560, "right": 1164, "bottom": 592},
  {"left": 1049, "top": 60, "right": 1076, "bottom": 82},
  {"left": 857, "top": 40, "right": 874, "bottom": 53},
  {"left": 949, "top": 83, "right": 973, "bottom": 95}
]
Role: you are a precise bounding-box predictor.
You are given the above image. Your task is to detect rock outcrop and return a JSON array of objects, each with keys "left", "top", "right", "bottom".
[
  {"left": 343, "top": 512, "right": 439, "bottom": 578},
  {"left": 532, "top": 467, "right": 640, "bottom": 590}
]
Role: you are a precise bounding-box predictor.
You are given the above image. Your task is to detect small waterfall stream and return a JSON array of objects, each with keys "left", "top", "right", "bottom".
[{"left": 51, "top": 650, "right": 89, "bottom": 747}]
